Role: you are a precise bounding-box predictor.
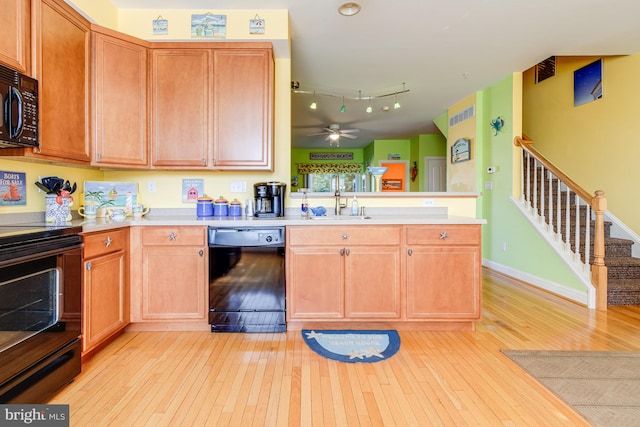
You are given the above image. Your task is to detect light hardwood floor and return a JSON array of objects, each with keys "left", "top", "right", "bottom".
[{"left": 50, "top": 269, "right": 640, "bottom": 426}]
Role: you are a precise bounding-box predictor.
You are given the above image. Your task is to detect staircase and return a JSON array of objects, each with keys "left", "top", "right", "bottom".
[{"left": 515, "top": 136, "right": 640, "bottom": 308}]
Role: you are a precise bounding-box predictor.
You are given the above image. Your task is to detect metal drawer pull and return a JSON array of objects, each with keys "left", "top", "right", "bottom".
[
  {"left": 345, "top": 248, "right": 350, "bottom": 256},
  {"left": 440, "top": 231, "right": 448, "bottom": 240},
  {"left": 340, "top": 248, "right": 345, "bottom": 256},
  {"left": 341, "top": 233, "right": 349, "bottom": 240},
  {"left": 408, "top": 248, "right": 412, "bottom": 256},
  {"left": 86, "top": 262, "right": 92, "bottom": 271},
  {"left": 199, "top": 249, "right": 204, "bottom": 257},
  {"left": 169, "top": 232, "right": 177, "bottom": 241},
  {"left": 104, "top": 236, "right": 112, "bottom": 247}
]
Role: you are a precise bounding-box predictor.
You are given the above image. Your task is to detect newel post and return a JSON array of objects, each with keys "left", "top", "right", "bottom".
[{"left": 591, "top": 190, "right": 608, "bottom": 310}]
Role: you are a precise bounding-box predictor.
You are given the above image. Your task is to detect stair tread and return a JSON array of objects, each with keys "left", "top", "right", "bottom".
[{"left": 603, "top": 257, "right": 640, "bottom": 266}]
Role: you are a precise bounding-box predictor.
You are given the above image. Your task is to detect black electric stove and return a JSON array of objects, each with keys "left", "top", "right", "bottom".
[{"left": 0, "top": 223, "right": 83, "bottom": 265}]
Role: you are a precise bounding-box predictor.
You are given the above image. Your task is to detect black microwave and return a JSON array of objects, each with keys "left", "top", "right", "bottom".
[{"left": 0, "top": 63, "right": 38, "bottom": 149}]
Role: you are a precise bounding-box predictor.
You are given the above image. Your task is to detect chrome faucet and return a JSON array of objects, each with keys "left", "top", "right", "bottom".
[{"left": 334, "top": 176, "right": 347, "bottom": 215}]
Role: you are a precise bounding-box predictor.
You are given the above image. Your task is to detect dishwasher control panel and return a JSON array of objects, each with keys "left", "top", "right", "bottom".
[{"left": 208, "top": 226, "right": 285, "bottom": 247}]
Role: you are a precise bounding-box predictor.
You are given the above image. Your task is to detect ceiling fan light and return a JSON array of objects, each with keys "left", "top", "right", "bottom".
[
  {"left": 329, "top": 133, "right": 340, "bottom": 141},
  {"left": 338, "top": 2, "right": 361, "bottom": 16},
  {"left": 394, "top": 101, "right": 401, "bottom": 110},
  {"left": 310, "top": 101, "right": 317, "bottom": 110},
  {"left": 366, "top": 105, "right": 372, "bottom": 113}
]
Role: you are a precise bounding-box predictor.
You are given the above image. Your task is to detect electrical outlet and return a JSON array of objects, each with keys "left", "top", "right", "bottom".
[
  {"left": 422, "top": 198, "right": 436, "bottom": 207},
  {"left": 148, "top": 181, "right": 156, "bottom": 193},
  {"left": 230, "top": 181, "right": 247, "bottom": 193},
  {"left": 485, "top": 181, "right": 493, "bottom": 190}
]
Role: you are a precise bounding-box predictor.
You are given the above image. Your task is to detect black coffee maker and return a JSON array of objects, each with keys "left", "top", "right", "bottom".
[{"left": 254, "top": 182, "right": 286, "bottom": 217}]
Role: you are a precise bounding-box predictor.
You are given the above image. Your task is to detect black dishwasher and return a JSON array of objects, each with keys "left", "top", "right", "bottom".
[{"left": 208, "top": 227, "right": 285, "bottom": 332}]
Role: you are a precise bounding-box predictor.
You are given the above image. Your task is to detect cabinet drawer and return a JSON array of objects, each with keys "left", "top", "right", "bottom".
[
  {"left": 142, "top": 226, "right": 205, "bottom": 246},
  {"left": 405, "top": 225, "right": 480, "bottom": 246},
  {"left": 83, "top": 228, "right": 127, "bottom": 258},
  {"left": 288, "top": 225, "right": 401, "bottom": 246}
]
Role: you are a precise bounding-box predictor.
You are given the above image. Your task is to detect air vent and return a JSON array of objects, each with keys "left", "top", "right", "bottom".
[
  {"left": 535, "top": 56, "right": 556, "bottom": 84},
  {"left": 449, "top": 105, "right": 475, "bottom": 128}
]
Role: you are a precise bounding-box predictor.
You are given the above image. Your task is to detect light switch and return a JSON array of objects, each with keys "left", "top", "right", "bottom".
[
  {"left": 485, "top": 181, "right": 493, "bottom": 190},
  {"left": 230, "top": 181, "right": 247, "bottom": 193}
]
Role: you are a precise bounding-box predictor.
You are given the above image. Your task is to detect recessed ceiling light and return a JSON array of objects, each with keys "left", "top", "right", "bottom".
[{"left": 338, "top": 2, "right": 361, "bottom": 16}]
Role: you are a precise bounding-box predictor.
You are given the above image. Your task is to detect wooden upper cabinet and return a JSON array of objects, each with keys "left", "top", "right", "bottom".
[
  {"left": 212, "top": 48, "right": 273, "bottom": 170},
  {"left": 150, "top": 48, "right": 212, "bottom": 168},
  {"left": 0, "top": 0, "right": 31, "bottom": 73},
  {"left": 91, "top": 27, "right": 149, "bottom": 167},
  {"left": 35, "top": 0, "right": 90, "bottom": 162}
]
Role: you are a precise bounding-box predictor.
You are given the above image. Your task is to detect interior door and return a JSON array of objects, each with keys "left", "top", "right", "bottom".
[{"left": 425, "top": 156, "right": 446, "bottom": 192}]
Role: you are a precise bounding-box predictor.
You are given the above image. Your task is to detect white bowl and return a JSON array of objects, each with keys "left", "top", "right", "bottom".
[{"left": 367, "top": 166, "right": 388, "bottom": 175}]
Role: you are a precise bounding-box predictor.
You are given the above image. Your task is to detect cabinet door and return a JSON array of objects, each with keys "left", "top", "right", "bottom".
[
  {"left": 92, "top": 31, "right": 148, "bottom": 167},
  {"left": 406, "top": 246, "right": 481, "bottom": 320},
  {"left": 344, "top": 246, "right": 401, "bottom": 318},
  {"left": 0, "top": 0, "right": 31, "bottom": 73},
  {"left": 212, "top": 49, "right": 273, "bottom": 170},
  {"left": 35, "top": 0, "right": 90, "bottom": 162},
  {"left": 141, "top": 245, "right": 206, "bottom": 320},
  {"left": 83, "top": 250, "right": 127, "bottom": 353},
  {"left": 150, "top": 49, "right": 211, "bottom": 167},
  {"left": 287, "top": 247, "right": 344, "bottom": 319}
]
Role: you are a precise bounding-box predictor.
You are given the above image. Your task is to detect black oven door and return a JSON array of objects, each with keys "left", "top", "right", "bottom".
[{"left": 0, "top": 242, "right": 82, "bottom": 403}]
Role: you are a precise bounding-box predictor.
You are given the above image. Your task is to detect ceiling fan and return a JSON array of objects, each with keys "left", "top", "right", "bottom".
[{"left": 308, "top": 124, "right": 360, "bottom": 143}]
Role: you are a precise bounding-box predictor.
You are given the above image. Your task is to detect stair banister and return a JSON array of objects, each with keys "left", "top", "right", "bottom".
[{"left": 514, "top": 136, "right": 608, "bottom": 310}]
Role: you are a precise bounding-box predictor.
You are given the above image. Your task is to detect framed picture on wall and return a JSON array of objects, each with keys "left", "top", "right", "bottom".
[
  {"left": 451, "top": 138, "right": 471, "bottom": 164},
  {"left": 574, "top": 59, "right": 603, "bottom": 107}
]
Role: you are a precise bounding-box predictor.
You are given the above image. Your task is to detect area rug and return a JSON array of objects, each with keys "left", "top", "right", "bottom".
[
  {"left": 502, "top": 350, "right": 640, "bottom": 427},
  {"left": 302, "top": 330, "right": 400, "bottom": 363}
]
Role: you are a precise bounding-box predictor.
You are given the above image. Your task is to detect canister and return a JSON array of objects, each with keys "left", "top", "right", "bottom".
[
  {"left": 229, "top": 199, "right": 242, "bottom": 216},
  {"left": 213, "top": 197, "right": 229, "bottom": 216},
  {"left": 196, "top": 197, "right": 214, "bottom": 217}
]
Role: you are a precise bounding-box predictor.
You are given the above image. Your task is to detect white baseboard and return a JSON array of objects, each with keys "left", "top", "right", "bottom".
[{"left": 483, "top": 259, "right": 589, "bottom": 306}]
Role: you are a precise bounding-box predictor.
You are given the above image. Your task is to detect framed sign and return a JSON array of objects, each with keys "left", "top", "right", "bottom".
[
  {"left": 451, "top": 138, "right": 471, "bottom": 164},
  {"left": 309, "top": 152, "right": 354, "bottom": 160}
]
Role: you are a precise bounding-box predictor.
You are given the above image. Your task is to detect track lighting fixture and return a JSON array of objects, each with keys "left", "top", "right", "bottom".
[{"left": 294, "top": 83, "right": 409, "bottom": 114}]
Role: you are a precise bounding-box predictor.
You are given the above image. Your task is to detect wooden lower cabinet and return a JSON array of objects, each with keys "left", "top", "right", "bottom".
[
  {"left": 82, "top": 228, "right": 129, "bottom": 356},
  {"left": 286, "top": 226, "right": 402, "bottom": 322},
  {"left": 287, "top": 247, "right": 344, "bottom": 319},
  {"left": 130, "top": 226, "right": 207, "bottom": 324},
  {"left": 286, "top": 224, "right": 482, "bottom": 330},
  {"left": 405, "top": 225, "right": 482, "bottom": 321}
]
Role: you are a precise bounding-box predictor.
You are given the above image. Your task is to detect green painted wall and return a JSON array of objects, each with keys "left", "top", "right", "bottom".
[
  {"left": 371, "top": 139, "right": 411, "bottom": 164},
  {"left": 479, "top": 74, "right": 585, "bottom": 293}
]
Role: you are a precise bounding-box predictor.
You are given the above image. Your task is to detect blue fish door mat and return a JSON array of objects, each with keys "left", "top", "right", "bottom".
[{"left": 302, "top": 330, "right": 401, "bottom": 363}]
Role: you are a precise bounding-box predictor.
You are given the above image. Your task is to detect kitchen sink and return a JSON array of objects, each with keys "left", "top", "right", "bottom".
[{"left": 309, "top": 216, "right": 372, "bottom": 220}]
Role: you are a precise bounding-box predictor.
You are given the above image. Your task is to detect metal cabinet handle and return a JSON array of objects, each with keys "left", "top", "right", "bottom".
[
  {"left": 199, "top": 249, "right": 204, "bottom": 257},
  {"left": 169, "top": 232, "right": 177, "bottom": 241},
  {"left": 440, "top": 231, "right": 448, "bottom": 240},
  {"left": 345, "top": 248, "right": 350, "bottom": 256},
  {"left": 340, "top": 248, "right": 345, "bottom": 256},
  {"left": 104, "top": 236, "right": 112, "bottom": 247},
  {"left": 408, "top": 248, "right": 413, "bottom": 256},
  {"left": 341, "top": 233, "right": 349, "bottom": 240},
  {"left": 86, "top": 262, "right": 92, "bottom": 271}
]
